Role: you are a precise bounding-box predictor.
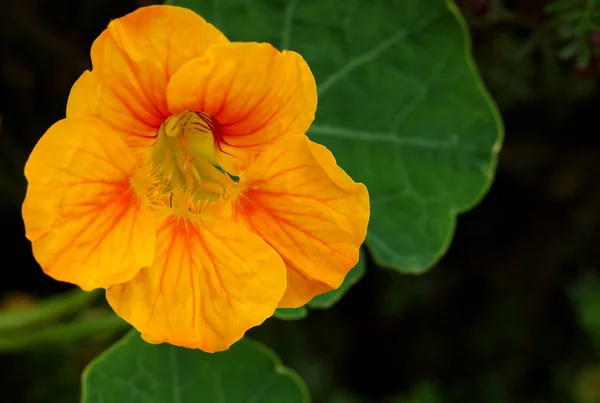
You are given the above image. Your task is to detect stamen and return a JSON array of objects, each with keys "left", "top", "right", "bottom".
[{"left": 140, "top": 110, "right": 243, "bottom": 216}]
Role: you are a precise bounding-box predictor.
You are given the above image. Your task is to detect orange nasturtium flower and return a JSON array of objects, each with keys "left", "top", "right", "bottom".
[{"left": 22, "top": 5, "right": 369, "bottom": 352}]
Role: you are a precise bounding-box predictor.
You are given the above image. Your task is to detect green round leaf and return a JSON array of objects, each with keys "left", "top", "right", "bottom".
[
  {"left": 273, "top": 307, "right": 309, "bottom": 320},
  {"left": 82, "top": 331, "right": 310, "bottom": 403},
  {"left": 167, "top": 0, "right": 502, "bottom": 274}
]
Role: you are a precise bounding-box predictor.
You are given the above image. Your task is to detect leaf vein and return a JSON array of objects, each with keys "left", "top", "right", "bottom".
[
  {"left": 317, "top": 8, "right": 447, "bottom": 96},
  {"left": 280, "top": 0, "right": 299, "bottom": 50}
]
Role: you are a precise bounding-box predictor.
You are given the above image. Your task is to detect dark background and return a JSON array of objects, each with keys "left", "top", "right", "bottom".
[{"left": 2, "top": 0, "right": 600, "bottom": 402}]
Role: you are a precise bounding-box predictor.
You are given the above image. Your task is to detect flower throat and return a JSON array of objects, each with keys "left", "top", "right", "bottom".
[{"left": 140, "top": 111, "right": 239, "bottom": 214}]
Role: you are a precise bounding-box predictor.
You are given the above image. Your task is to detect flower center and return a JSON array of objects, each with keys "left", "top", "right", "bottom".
[{"left": 137, "top": 111, "right": 239, "bottom": 215}]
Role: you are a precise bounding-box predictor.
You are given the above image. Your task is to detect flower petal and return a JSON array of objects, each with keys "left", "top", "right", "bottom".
[
  {"left": 167, "top": 42, "right": 317, "bottom": 173},
  {"left": 234, "top": 135, "right": 370, "bottom": 307},
  {"left": 68, "top": 5, "right": 228, "bottom": 143},
  {"left": 67, "top": 71, "right": 157, "bottom": 150},
  {"left": 22, "top": 118, "right": 155, "bottom": 290},
  {"left": 106, "top": 213, "right": 286, "bottom": 352}
]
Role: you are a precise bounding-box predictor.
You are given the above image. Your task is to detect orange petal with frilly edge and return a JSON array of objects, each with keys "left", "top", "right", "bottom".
[
  {"left": 167, "top": 42, "right": 317, "bottom": 174},
  {"left": 67, "top": 5, "right": 228, "bottom": 148},
  {"left": 234, "top": 135, "right": 370, "bottom": 308},
  {"left": 106, "top": 213, "right": 286, "bottom": 352},
  {"left": 22, "top": 118, "right": 155, "bottom": 290}
]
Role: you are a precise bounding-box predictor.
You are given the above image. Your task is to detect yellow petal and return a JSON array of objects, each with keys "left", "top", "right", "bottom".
[
  {"left": 167, "top": 42, "right": 317, "bottom": 173},
  {"left": 68, "top": 5, "right": 228, "bottom": 145},
  {"left": 234, "top": 135, "right": 370, "bottom": 307},
  {"left": 67, "top": 71, "right": 158, "bottom": 150},
  {"left": 107, "top": 213, "right": 286, "bottom": 352},
  {"left": 22, "top": 118, "right": 155, "bottom": 290}
]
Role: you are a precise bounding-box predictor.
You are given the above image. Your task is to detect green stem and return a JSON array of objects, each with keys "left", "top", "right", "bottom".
[
  {"left": 0, "top": 288, "right": 102, "bottom": 331},
  {"left": 0, "top": 314, "right": 129, "bottom": 352}
]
